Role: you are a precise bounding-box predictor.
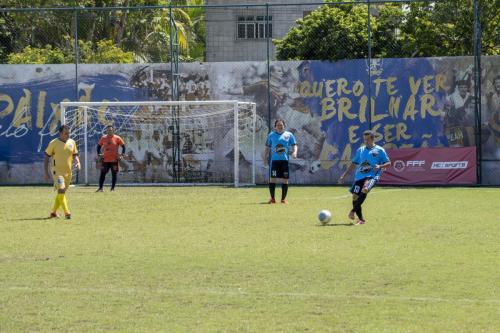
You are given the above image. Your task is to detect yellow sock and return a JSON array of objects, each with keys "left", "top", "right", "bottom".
[
  {"left": 61, "top": 194, "right": 70, "bottom": 214},
  {"left": 52, "top": 194, "right": 62, "bottom": 212}
]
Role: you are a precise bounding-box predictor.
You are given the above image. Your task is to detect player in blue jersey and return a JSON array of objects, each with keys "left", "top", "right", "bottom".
[
  {"left": 263, "top": 119, "right": 298, "bottom": 204},
  {"left": 338, "top": 130, "right": 391, "bottom": 225}
]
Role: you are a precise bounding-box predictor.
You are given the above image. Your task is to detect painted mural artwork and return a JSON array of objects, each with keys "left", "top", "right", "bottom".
[
  {"left": 0, "top": 57, "right": 499, "bottom": 184},
  {"left": 107, "top": 65, "right": 222, "bottom": 183}
]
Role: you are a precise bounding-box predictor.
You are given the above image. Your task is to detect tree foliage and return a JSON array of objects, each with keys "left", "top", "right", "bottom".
[
  {"left": 0, "top": 0, "right": 206, "bottom": 63},
  {"left": 275, "top": 5, "right": 369, "bottom": 61},
  {"left": 7, "top": 39, "right": 135, "bottom": 64},
  {"left": 0, "top": 1, "right": 495, "bottom": 64},
  {"left": 7, "top": 45, "right": 71, "bottom": 64},
  {"left": 275, "top": 0, "right": 499, "bottom": 61},
  {"left": 79, "top": 39, "right": 135, "bottom": 63}
]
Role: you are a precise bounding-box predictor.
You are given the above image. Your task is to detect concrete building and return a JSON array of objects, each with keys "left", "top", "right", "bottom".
[{"left": 205, "top": 0, "right": 320, "bottom": 62}]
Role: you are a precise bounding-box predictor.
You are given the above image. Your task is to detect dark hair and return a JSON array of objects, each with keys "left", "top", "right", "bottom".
[
  {"left": 58, "top": 124, "right": 70, "bottom": 133},
  {"left": 363, "top": 130, "right": 375, "bottom": 138},
  {"left": 274, "top": 119, "right": 286, "bottom": 127},
  {"left": 105, "top": 125, "right": 114, "bottom": 130}
]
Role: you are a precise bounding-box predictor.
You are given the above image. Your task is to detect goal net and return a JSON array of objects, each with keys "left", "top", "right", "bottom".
[{"left": 60, "top": 101, "right": 257, "bottom": 187}]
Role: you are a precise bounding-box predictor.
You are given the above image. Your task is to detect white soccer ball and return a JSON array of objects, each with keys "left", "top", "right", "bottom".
[
  {"left": 318, "top": 210, "right": 332, "bottom": 225},
  {"left": 309, "top": 160, "right": 321, "bottom": 174}
]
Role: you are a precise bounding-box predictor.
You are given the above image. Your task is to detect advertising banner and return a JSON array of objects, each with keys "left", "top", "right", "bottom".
[{"left": 381, "top": 147, "right": 477, "bottom": 185}]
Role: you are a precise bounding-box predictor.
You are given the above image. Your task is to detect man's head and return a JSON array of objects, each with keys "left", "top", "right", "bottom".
[
  {"left": 457, "top": 80, "right": 469, "bottom": 98},
  {"left": 274, "top": 119, "right": 286, "bottom": 134},
  {"left": 493, "top": 75, "right": 500, "bottom": 93},
  {"left": 58, "top": 125, "right": 70, "bottom": 141},
  {"left": 152, "top": 130, "right": 160, "bottom": 142},
  {"left": 363, "top": 130, "right": 375, "bottom": 147},
  {"left": 105, "top": 125, "right": 115, "bottom": 137}
]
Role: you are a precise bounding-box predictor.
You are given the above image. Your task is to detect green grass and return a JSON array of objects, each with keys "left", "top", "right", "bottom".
[{"left": 0, "top": 186, "right": 499, "bottom": 332}]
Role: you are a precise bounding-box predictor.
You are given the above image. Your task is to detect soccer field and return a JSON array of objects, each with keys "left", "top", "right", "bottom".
[{"left": 0, "top": 186, "right": 499, "bottom": 332}]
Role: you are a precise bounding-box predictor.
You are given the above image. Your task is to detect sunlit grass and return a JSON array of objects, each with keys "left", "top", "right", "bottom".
[{"left": 0, "top": 186, "right": 499, "bottom": 332}]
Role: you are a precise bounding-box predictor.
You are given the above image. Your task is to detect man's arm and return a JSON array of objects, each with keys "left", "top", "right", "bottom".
[
  {"left": 262, "top": 146, "right": 270, "bottom": 165},
  {"left": 290, "top": 144, "right": 297, "bottom": 159},
  {"left": 375, "top": 149, "right": 391, "bottom": 170},
  {"left": 375, "top": 161, "right": 391, "bottom": 170},
  {"left": 44, "top": 155, "right": 51, "bottom": 181},
  {"left": 118, "top": 137, "right": 126, "bottom": 159},
  {"left": 74, "top": 155, "right": 81, "bottom": 170},
  {"left": 96, "top": 143, "right": 103, "bottom": 161},
  {"left": 338, "top": 163, "right": 357, "bottom": 184}
]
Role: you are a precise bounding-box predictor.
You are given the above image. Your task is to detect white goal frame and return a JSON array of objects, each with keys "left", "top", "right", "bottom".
[{"left": 60, "top": 100, "right": 257, "bottom": 187}]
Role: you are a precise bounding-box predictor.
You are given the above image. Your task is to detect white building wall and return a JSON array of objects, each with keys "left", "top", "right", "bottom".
[{"left": 206, "top": 0, "right": 320, "bottom": 61}]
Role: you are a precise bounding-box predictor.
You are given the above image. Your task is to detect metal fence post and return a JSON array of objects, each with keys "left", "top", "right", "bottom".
[
  {"left": 473, "top": 0, "right": 482, "bottom": 184},
  {"left": 73, "top": 8, "right": 79, "bottom": 103},
  {"left": 367, "top": 0, "right": 372, "bottom": 130},
  {"left": 266, "top": 2, "right": 271, "bottom": 131}
]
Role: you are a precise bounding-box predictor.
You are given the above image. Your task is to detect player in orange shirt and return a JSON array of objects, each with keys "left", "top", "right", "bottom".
[{"left": 96, "top": 125, "right": 125, "bottom": 192}]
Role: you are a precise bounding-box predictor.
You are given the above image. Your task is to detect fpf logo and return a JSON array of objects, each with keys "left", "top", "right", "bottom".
[
  {"left": 393, "top": 160, "right": 426, "bottom": 172},
  {"left": 393, "top": 160, "right": 405, "bottom": 172}
]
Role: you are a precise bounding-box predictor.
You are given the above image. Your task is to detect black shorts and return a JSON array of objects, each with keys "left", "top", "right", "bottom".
[
  {"left": 101, "top": 162, "right": 119, "bottom": 173},
  {"left": 270, "top": 160, "right": 289, "bottom": 179},
  {"left": 350, "top": 177, "right": 377, "bottom": 195}
]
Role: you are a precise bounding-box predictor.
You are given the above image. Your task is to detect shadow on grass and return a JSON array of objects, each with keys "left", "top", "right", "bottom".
[
  {"left": 9, "top": 217, "right": 54, "bottom": 222},
  {"left": 252, "top": 201, "right": 285, "bottom": 205},
  {"left": 316, "top": 222, "right": 355, "bottom": 227},
  {"left": 244, "top": 201, "right": 311, "bottom": 205}
]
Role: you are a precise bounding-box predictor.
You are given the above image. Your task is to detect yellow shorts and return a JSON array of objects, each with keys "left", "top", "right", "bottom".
[{"left": 53, "top": 174, "right": 71, "bottom": 190}]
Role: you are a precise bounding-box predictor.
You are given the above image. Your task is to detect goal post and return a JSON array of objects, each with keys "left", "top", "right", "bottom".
[{"left": 60, "top": 100, "right": 257, "bottom": 187}]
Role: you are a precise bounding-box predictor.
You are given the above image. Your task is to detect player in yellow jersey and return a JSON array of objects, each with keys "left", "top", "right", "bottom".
[{"left": 44, "top": 125, "right": 81, "bottom": 219}]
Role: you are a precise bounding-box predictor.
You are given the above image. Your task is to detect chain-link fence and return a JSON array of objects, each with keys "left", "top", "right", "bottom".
[
  {"left": 0, "top": 3, "right": 494, "bottom": 59},
  {"left": 2, "top": 3, "right": 493, "bottom": 63},
  {"left": 0, "top": 0, "right": 498, "bottom": 184}
]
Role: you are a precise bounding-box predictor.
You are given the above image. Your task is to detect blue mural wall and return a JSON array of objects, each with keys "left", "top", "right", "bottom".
[{"left": 0, "top": 57, "right": 498, "bottom": 184}]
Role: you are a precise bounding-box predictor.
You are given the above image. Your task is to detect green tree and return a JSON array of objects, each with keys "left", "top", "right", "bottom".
[
  {"left": 6, "top": 39, "right": 134, "bottom": 64},
  {"left": 0, "top": 3, "right": 74, "bottom": 63},
  {"left": 0, "top": 0, "right": 207, "bottom": 63},
  {"left": 478, "top": 0, "right": 499, "bottom": 55},
  {"left": 79, "top": 39, "right": 135, "bottom": 63},
  {"left": 275, "top": 5, "right": 369, "bottom": 61},
  {"left": 401, "top": 2, "right": 471, "bottom": 57},
  {"left": 7, "top": 45, "right": 71, "bottom": 64},
  {"left": 372, "top": 4, "right": 405, "bottom": 58},
  {"left": 275, "top": 1, "right": 499, "bottom": 61},
  {"left": 179, "top": 0, "right": 206, "bottom": 61},
  {"left": 75, "top": 1, "right": 201, "bottom": 62},
  {"left": 402, "top": 0, "right": 499, "bottom": 57}
]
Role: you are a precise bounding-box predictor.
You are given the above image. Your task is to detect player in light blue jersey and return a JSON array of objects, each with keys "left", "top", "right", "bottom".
[
  {"left": 339, "top": 130, "right": 391, "bottom": 225},
  {"left": 263, "top": 119, "right": 298, "bottom": 204}
]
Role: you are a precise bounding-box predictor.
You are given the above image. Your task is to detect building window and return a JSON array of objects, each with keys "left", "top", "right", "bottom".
[{"left": 236, "top": 15, "right": 272, "bottom": 39}]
